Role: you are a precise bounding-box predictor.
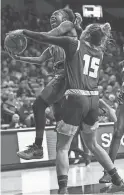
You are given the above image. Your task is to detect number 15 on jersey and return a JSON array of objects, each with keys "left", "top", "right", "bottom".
[{"left": 83, "top": 54, "right": 100, "bottom": 78}]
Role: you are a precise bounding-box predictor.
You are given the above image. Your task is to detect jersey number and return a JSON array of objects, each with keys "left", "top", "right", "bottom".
[{"left": 83, "top": 54, "right": 100, "bottom": 78}]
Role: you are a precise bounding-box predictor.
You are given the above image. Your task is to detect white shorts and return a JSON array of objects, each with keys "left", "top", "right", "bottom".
[{"left": 56, "top": 120, "right": 78, "bottom": 136}]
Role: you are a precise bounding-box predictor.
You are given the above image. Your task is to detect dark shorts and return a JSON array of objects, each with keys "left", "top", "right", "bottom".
[
  {"left": 58, "top": 93, "right": 99, "bottom": 127},
  {"left": 41, "top": 72, "right": 67, "bottom": 105}
]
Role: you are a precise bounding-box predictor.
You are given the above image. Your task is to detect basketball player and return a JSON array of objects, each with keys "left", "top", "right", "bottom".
[
  {"left": 99, "top": 60, "right": 124, "bottom": 183},
  {"left": 9, "top": 21, "right": 124, "bottom": 193},
  {"left": 8, "top": 9, "right": 82, "bottom": 160},
  {"left": 8, "top": 10, "right": 115, "bottom": 168}
]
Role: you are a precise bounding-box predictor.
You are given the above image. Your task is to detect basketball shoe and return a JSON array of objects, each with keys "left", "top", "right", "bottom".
[
  {"left": 99, "top": 170, "right": 111, "bottom": 183},
  {"left": 17, "top": 143, "right": 43, "bottom": 160}
]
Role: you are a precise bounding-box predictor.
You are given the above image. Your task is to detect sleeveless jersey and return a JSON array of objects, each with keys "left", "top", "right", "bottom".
[
  {"left": 49, "top": 45, "right": 66, "bottom": 67},
  {"left": 66, "top": 40, "right": 103, "bottom": 91}
]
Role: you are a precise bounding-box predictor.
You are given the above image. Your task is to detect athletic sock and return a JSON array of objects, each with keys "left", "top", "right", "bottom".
[
  {"left": 58, "top": 175, "right": 68, "bottom": 190},
  {"left": 35, "top": 137, "right": 43, "bottom": 148},
  {"left": 108, "top": 168, "right": 123, "bottom": 186}
]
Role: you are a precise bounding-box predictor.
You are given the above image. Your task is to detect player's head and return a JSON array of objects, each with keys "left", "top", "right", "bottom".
[
  {"left": 50, "top": 8, "right": 75, "bottom": 29},
  {"left": 80, "top": 23, "right": 111, "bottom": 48}
]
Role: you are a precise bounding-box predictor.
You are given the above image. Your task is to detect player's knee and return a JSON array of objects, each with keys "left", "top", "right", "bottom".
[
  {"left": 82, "top": 122, "right": 99, "bottom": 152},
  {"left": 86, "top": 140, "right": 98, "bottom": 153},
  {"left": 56, "top": 141, "right": 70, "bottom": 152},
  {"left": 32, "top": 96, "right": 47, "bottom": 112},
  {"left": 82, "top": 121, "right": 99, "bottom": 134}
]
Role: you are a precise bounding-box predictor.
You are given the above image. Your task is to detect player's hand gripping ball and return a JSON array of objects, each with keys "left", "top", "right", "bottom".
[{"left": 4, "top": 33, "right": 27, "bottom": 55}]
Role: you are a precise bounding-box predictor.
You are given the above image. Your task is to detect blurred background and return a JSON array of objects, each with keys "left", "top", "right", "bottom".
[{"left": 1, "top": 0, "right": 124, "bottom": 129}]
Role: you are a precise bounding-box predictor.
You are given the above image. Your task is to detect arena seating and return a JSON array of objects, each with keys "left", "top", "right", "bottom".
[{"left": 1, "top": 4, "right": 124, "bottom": 127}]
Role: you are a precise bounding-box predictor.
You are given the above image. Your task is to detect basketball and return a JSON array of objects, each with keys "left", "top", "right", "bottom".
[{"left": 4, "top": 33, "right": 27, "bottom": 55}]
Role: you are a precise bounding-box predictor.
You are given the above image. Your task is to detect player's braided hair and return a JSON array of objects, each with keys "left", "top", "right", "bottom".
[
  {"left": 81, "top": 23, "right": 112, "bottom": 50},
  {"left": 62, "top": 8, "right": 76, "bottom": 23},
  {"left": 62, "top": 8, "right": 83, "bottom": 38}
]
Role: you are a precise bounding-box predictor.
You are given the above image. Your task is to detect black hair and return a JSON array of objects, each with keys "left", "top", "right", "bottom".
[
  {"left": 90, "top": 29, "right": 104, "bottom": 46},
  {"left": 62, "top": 8, "right": 75, "bottom": 23}
]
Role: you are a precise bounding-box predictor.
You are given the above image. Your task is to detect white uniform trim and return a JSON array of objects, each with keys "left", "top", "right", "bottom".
[
  {"left": 65, "top": 89, "right": 99, "bottom": 96},
  {"left": 76, "top": 40, "right": 80, "bottom": 51}
]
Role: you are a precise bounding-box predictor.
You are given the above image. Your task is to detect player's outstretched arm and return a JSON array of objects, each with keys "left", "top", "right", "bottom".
[
  {"left": 22, "top": 32, "right": 77, "bottom": 56},
  {"left": 8, "top": 21, "right": 74, "bottom": 43},
  {"left": 8, "top": 47, "right": 52, "bottom": 65},
  {"left": 8, "top": 24, "right": 78, "bottom": 57},
  {"left": 99, "top": 99, "right": 117, "bottom": 122}
]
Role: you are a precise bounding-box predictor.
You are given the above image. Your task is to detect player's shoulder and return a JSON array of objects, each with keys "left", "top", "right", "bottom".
[
  {"left": 61, "top": 20, "right": 74, "bottom": 26},
  {"left": 59, "top": 20, "right": 74, "bottom": 29}
]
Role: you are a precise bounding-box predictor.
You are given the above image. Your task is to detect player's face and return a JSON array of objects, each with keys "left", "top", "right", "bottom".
[{"left": 50, "top": 10, "right": 66, "bottom": 29}]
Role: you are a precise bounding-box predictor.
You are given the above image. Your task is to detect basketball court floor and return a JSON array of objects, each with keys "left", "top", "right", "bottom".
[{"left": 1, "top": 159, "right": 124, "bottom": 195}]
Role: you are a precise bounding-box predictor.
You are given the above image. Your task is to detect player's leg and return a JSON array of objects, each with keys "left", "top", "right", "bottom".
[
  {"left": 79, "top": 130, "right": 91, "bottom": 166},
  {"left": 54, "top": 94, "right": 87, "bottom": 193},
  {"left": 81, "top": 96, "right": 124, "bottom": 187},
  {"left": 82, "top": 123, "right": 124, "bottom": 186},
  {"left": 68, "top": 130, "right": 80, "bottom": 159},
  {"left": 56, "top": 120, "right": 78, "bottom": 194},
  {"left": 99, "top": 104, "right": 124, "bottom": 183},
  {"left": 17, "top": 75, "right": 66, "bottom": 160},
  {"left": 69, "top": 127, "right": 91, "bottom": 166},
  {"left": 69, "top": 128, "right": 86, "bottom": 161},
  {"left": 109, "top": 104, "right": 124, "bottom": 162}
]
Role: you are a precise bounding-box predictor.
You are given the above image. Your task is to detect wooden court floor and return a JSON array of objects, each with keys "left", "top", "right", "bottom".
[{"left": 1, "top": 159, "right": 124, "bottom": 195}]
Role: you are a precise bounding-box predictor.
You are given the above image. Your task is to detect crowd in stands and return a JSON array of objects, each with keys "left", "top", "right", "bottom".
[{"left": 1, "top": 4, "right": 124, "bottom": 129}]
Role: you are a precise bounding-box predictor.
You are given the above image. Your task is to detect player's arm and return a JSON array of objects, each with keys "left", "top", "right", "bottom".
[
  {"left": 9, "top": 47, "right": 52, "bottom": 65},
  {"left": 47, "top": 21, "right": 74, "bottom": 36},
  {"left": 23, "top": 21, "right": 74, "bottom": 41},
  {"left": 9, "top": 21, "right": 74, "bottom": 43},
  {"left": 9, "top": 28, "right": 78, "bottom": 58},
  {"left": 99, "top": 99, "right": 117, "bottom": 122},
  {"left": 23, "top": 33, "right": 78, "bottom": 57}
]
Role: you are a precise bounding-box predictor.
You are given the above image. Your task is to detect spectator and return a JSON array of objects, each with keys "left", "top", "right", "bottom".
[
  {"left": 18, "top": 97, "right": 34, "bottom": 127},
  {"left": 17, "top": 78, "right": 35, "bottom": 97},
  {"left": 2, "top": 92, "right": 19, "bottom": 123},
  {"left": 9, "top": 114, "right": 25, "bottom": 129},
  {"left": 109, "top": 94, "right": 118, "bottom": 109},
  {"left": 1, "top": 4, "right": 124, "bottom": 125}
]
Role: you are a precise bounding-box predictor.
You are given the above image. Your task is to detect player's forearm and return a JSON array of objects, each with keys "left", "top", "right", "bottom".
[
  {"left": 23, "top": 30, "right": 47, "bottom": 43},
  {"left": 23, "top": 21, "right": 73, "bottom": 41},
  {"left": 23, "top": 30, "right": 67, "bottom": 50},
  {"left": 15, "top": 56, "right": 41, "bottom": 64},
  {"left": 16, "top": 52, "right": 51, "bottom": 65},
  {"left": 15, "top": 49, "right": 51, "bottom": 65},
  {"left": 23, "top": 30, "right": 76, "bottom": 56},
  {"left": 23, "top": 29, "right": 63, "bottom": 42},
  {"left": 23, "top": 30, "right": 59, "bottom": 45}
]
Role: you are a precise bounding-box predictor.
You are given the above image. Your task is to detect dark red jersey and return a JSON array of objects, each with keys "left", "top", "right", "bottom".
[
  {"left": 65, "top": 40, "right": 103, "bottom": 91},
  {"left": 49, "top": 45, "right": 66, "bottom": 65}
]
